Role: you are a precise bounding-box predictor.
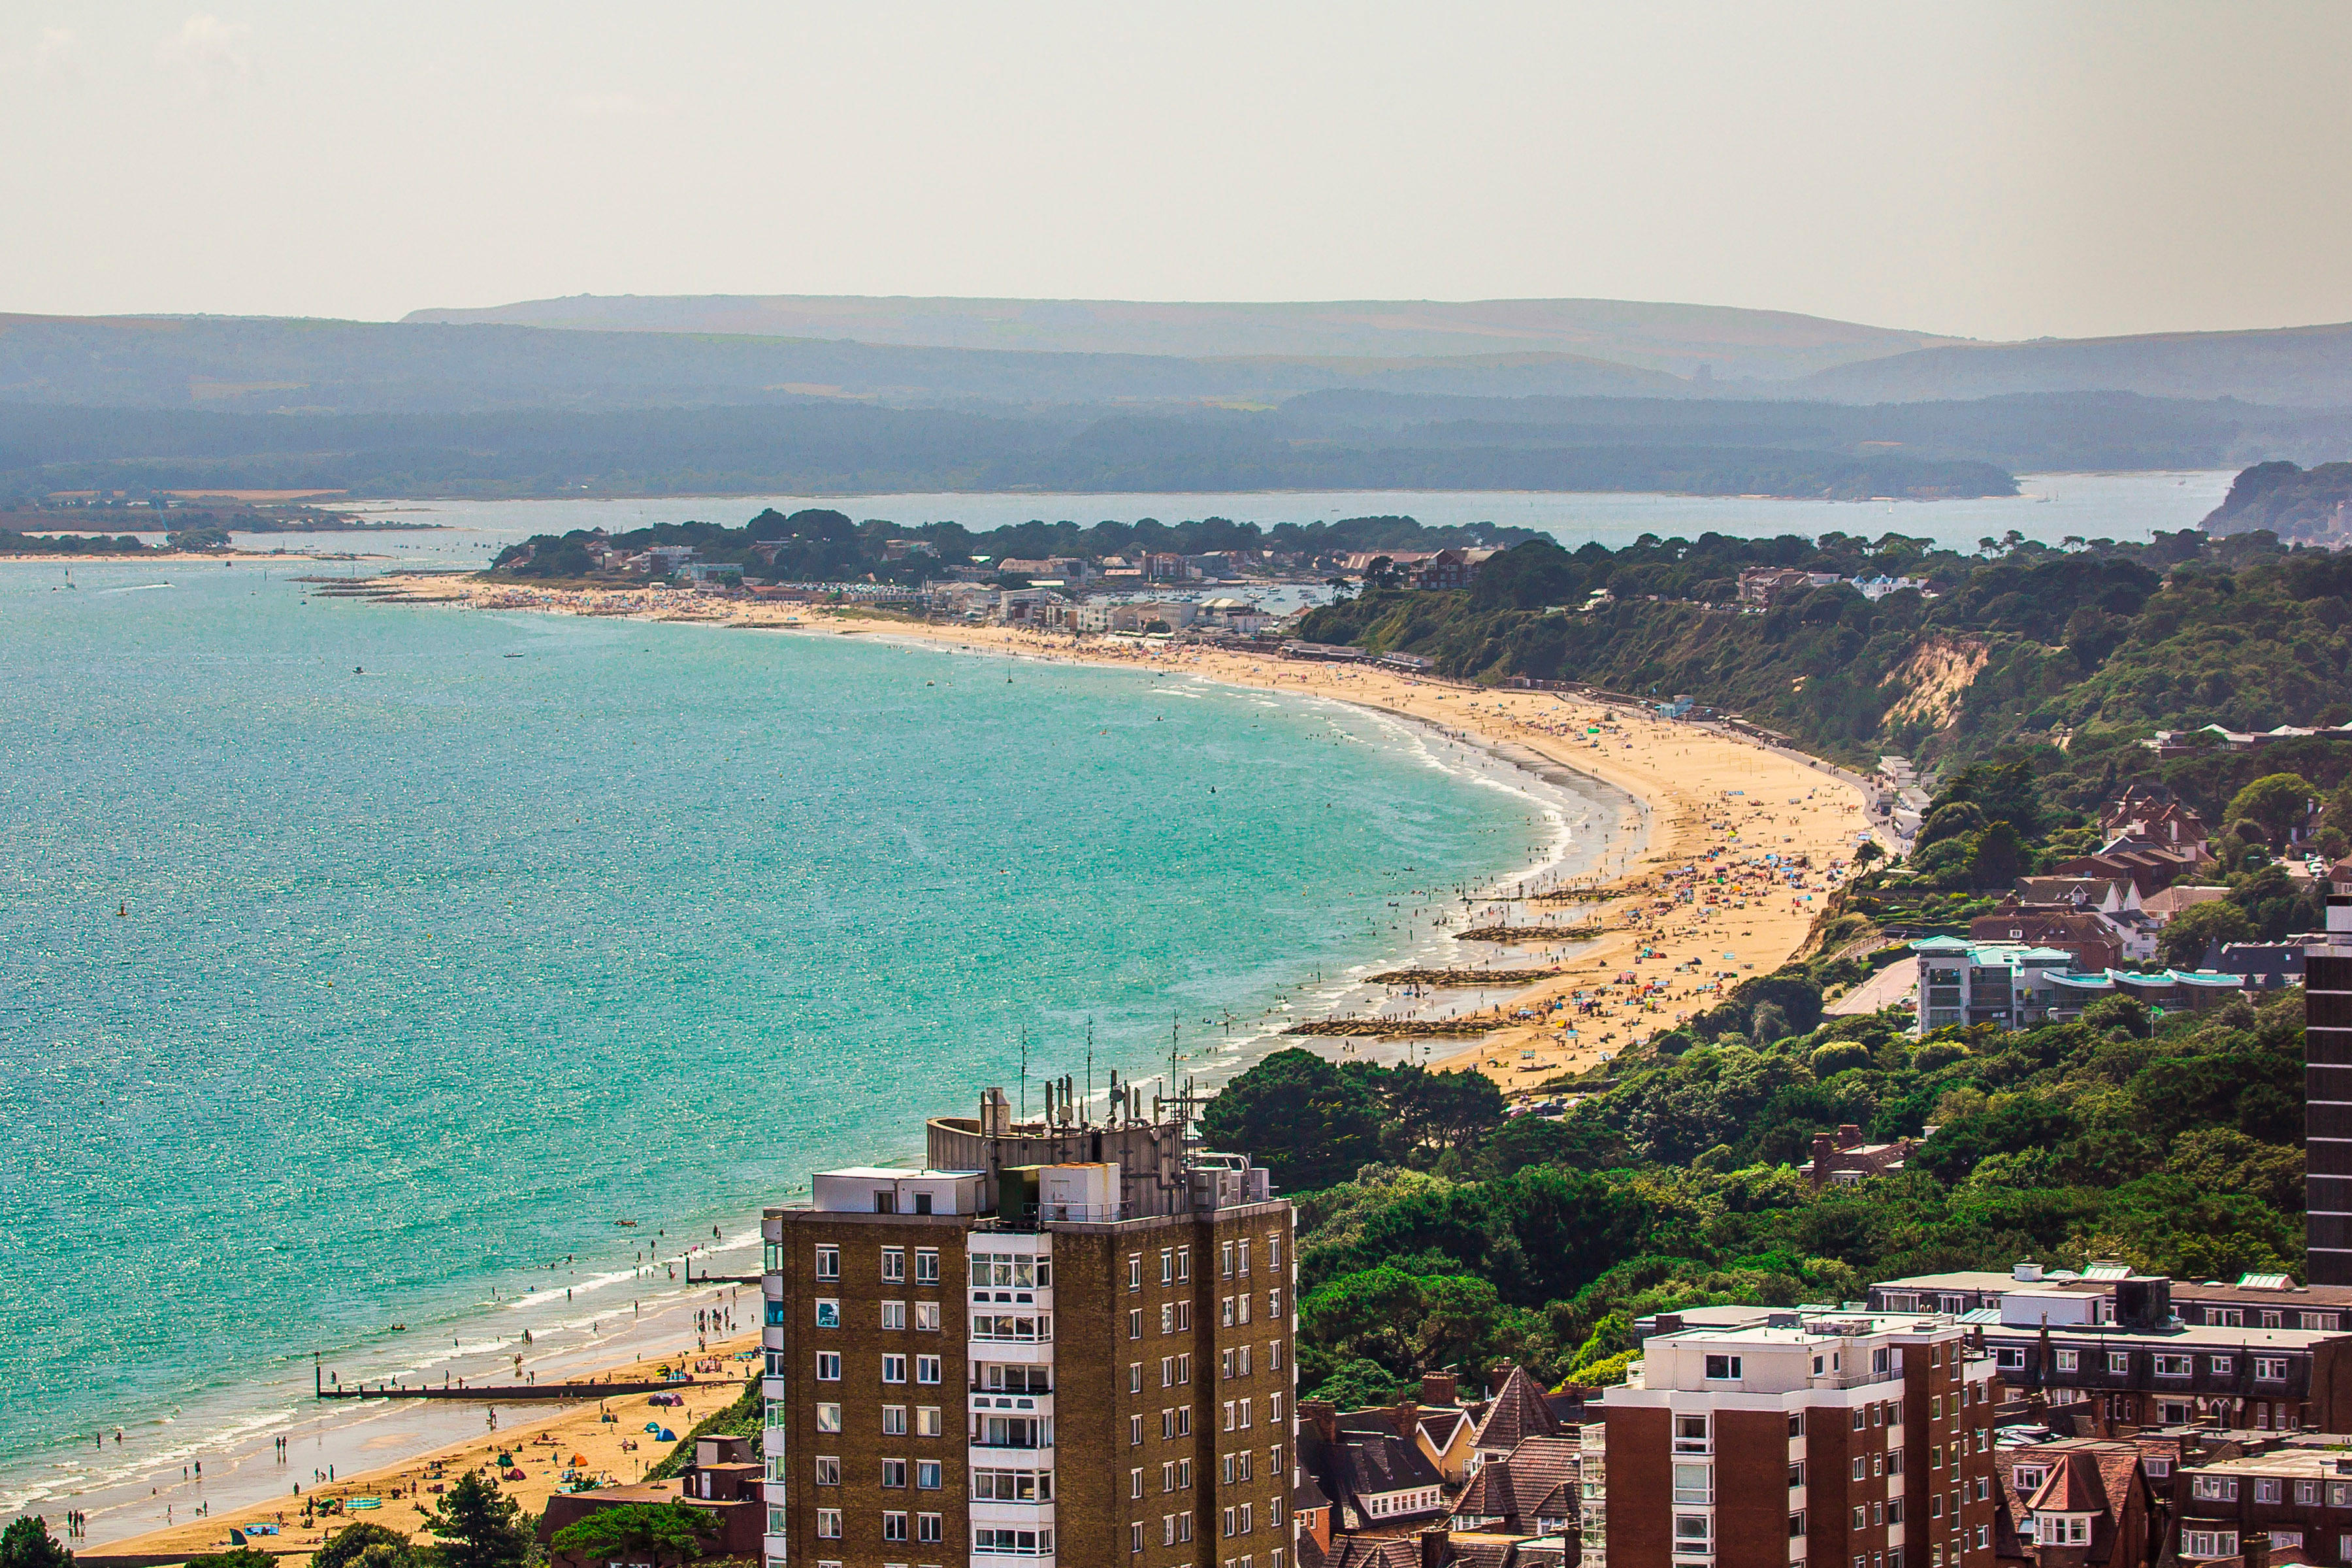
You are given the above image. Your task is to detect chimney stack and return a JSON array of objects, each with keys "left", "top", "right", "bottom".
[
  {"left": 1394, "top": 1399, "right": 1420, "bottom": 1440},
  {"left": 1421, "top": 1371, "right": 1460, "bottom": 1409},
  {"left": 1418, "top": 1527, "right": 1450, "bottom": 1568},
  {"left": 1301, "top": 1399, "right": 1340, "bottom": 1444}
]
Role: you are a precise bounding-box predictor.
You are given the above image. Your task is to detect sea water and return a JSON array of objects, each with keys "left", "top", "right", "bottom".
[{"left": 0, "top": 561, "right": 1575, "bottom": 1528}]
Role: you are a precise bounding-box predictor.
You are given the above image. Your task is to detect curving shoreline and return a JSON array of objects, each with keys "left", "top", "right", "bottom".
[
  {"left": 342, "top": 576, "right": 1880, "bottom": 1088},
  {"left": 67, "top": 578, "right": 1880, "bottom": 1565}
]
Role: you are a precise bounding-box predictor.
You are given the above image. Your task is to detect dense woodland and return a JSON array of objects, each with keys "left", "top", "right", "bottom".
[
  {"left": 1211, "top": 983, "right": 2309, "bottom": 1407},
  {"left": 491, "top": 508, "right": 1540, "bottom": 584},
  {"left": 1298, "top": 523, "right": 2352, "bottom": 780}
]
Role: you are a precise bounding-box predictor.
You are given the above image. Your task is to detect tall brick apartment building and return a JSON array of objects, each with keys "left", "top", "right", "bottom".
[
  {"left": 761, "top": 1084, "right": 1296, "bottom": 1568},
  {"left": 1593, "top": 1309, "right": 1997, "bottom": 1568},
  {"left": 2310, "top": 896, "right": 2352, "bottom": 1286}
]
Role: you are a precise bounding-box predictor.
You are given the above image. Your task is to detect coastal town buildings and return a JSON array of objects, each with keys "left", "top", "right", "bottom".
[
  {"left": 2162, "top": 1430, "right": 2352, "bottom": 1563},
  {"left": 760, "top": 1083, "right": 1294, "bottom": 1568},
  {"left": 1909, "top": 937, "right": 2251, "bottom": 1034},
  {"left": 1863, "top": 1265, "right": 2352, "bottom": 1432},
  {"left": 1870, "top": 1263, "right": 2352, "bottom": 1339},
  {"left": 1593, "top": 1306, "right": 1999, "bottom": 1568}
]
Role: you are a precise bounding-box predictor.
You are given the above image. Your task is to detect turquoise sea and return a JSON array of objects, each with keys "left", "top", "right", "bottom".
[{"left": 0, "top": 560, "right": 1571, "bottom": 1529}]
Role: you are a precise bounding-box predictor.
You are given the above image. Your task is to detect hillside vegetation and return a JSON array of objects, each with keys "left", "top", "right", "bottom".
[
  {"left": 1295, "top": 519, "right": 2352, "bottom": 794},
  {"left": 1215, "top": 984, "right": 2308, "bottom": 1401}
]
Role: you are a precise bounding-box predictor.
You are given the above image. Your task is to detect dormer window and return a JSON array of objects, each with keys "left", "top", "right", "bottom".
[{"left": 2036, "top": 1516, "right": 2091, "bottom": 1546}]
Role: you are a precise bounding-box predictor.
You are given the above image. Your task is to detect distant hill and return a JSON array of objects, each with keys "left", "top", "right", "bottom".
[
  {"left": 399, "top": 294, "right": 1960, "bottom": 382},
  {"left": 0, "top": 401, "right": 2016, "bottom": 502},
  {"left": 0, "top": 314, "right": 1687, "bottom": 414},
  {"left": 1791, "top": 321, "right": 2352, "bottom": 407},
  {"left": 1275, "top": 389, "right": 2352, "bottom": 474}
]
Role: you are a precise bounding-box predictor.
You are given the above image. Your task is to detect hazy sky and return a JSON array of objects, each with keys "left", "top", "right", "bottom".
[{"left": 5, "top": 2, "right": 2351, "bottom": 341}]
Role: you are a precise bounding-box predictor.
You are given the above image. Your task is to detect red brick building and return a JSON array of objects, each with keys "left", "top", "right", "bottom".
[{"left": 1594, "top": 1309, "right": 1999, "bottom": 1568}]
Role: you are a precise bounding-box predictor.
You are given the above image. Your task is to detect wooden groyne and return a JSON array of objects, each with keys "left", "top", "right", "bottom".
[
  {"left": 1368, "top": 967, "right": 1566, "bottom": 987},
  {"left": 316, "top": 1377, "right": 689, "bottom": 1402},
  {"left": 1453, "top": 924, "right": 1602, "bottom": 944},
  {"left": 1283, "top": 1018, "right": 1497, "bottom": 1039}
]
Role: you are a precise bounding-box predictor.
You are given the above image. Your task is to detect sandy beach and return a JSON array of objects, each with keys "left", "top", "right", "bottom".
[
  {"left": 84, "top": 1337, "right": 760, "bottom": 1567},
  {"left": 343, "top": 577, "right": 1887, "bottom": 1093}
]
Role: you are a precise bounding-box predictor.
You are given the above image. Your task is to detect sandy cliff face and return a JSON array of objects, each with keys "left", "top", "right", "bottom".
[{"left": 1879, "top": 635, "right": 1988, "bottom": 732}]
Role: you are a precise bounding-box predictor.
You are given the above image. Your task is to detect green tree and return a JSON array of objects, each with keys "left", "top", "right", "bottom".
[
  {"left": 2321, "top": 782, "right": 2352, "bottom": 840},
  {"left": 2226, "top": 774, "right": 2319, "bottom": 851},
  {"left": 423, "top": 1472, "right": 534, "bottom": 1568},
  {"left": 314, "top": 1524, "right": 415, "bottom": 1568},
  {"left": 0, "top": 1517, "right": 73, "bottom": 1568},
  {"left": 186, "top": 1552, "right": 276, "bottom": 1568},
  {"left": 1965, "top": 821, "right": 2029, "bottom": 889},
  {"left": 1562, "top": 1311, "right": 1632, "bottom": 1376},
  {"left": 1915, "top": 800, "right": 1986, "bottom": 850},
  {"left": 1200, "top": 1049, "right": 1385, "bottom": 1193},
  {"left": 1379, "top": 1065, "right": 1506, "bottom": 1153},
  {"left": 549, "top": 1505, "right": 718, "bottom": 1566},
  {"left": 1476, "top": 1113, "right": 1616, "bottom": 1177},
  {"left": 1810, "top": 1041, "right": 1874, "bottom": 1077},
  {"left": 2159, "top": 900, "right": 2254, "bottom": 968},
  {"left": 1305, "top": 1357, "right": 1411, "bottom": 1409}
]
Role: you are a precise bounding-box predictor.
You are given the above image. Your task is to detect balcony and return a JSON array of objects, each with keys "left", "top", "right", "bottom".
[
  {"left": 972, "top": 1392, "right": 1054, "bottom": 1417},
  {"left": 975, "top": 1203, "right": 1127, "bottom": 1232}
]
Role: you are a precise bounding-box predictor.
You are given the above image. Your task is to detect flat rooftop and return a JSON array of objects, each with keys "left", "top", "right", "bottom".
[{"left": 1656, "top": 1310, "right": 1959, "bottom": 1346}]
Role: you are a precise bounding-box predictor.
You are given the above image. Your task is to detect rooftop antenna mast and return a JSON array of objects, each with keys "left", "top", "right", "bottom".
[
  {"left": 1085, "top": 1022, "right": 1094, "bottom": 1128},
  {"left": 1017, "top": 1026, "right": 1030, "bottom": 1122}
]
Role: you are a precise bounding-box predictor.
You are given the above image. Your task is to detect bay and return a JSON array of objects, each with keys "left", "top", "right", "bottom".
[{"left": 0, "top": 563, "right": 1573, "bottom": 1527}]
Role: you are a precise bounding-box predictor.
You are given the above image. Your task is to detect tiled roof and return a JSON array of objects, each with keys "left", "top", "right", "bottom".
[
  {"left": 1472, "top": 1365, "right": 1560, "bottom": 1452},
  {"left": 1450, "top": 1437, "right": 1578, "bottom": 1533},
  {"left": 1342, "top": 1428, "right": 1446, "bottom": 1499},
  {"left": 1303, "top": 1414, "right": 1446, "bottom": 1518},
  {"left": 1317, "top": 1536, "right": 1424, "bottom": 1568},
  {"left": 2026, "top": 1450, "right": 2108, "bottom": 1514}
]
